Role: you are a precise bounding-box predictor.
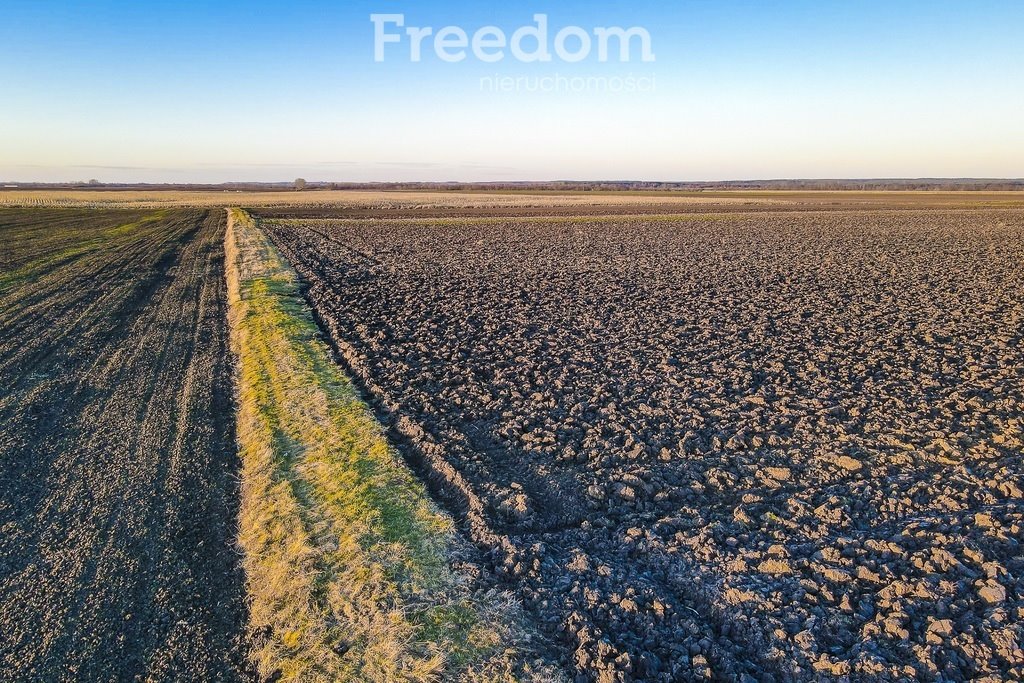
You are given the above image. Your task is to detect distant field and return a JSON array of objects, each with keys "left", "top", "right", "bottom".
[
  {"left": 3, "top": 188, "right": 1024, "bottom": 212},
  {"left": 0, "top": 208, "right": 248, "bottom": 680},
  {"left": 0, "top": 189, "right": 778, "bottom": 210}
]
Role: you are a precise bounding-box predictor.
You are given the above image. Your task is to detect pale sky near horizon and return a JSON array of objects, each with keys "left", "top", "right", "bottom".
[{"left": 2, "top": 0, "right": 1022, "bottom": 183}]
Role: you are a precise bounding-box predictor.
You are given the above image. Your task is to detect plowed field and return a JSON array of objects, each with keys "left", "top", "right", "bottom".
[
  {"left": 0, "top": 208, "right": 249, "bottom": 681},
  {"left": 264, "top": 208, "right": 1024, "bottom": 682}
]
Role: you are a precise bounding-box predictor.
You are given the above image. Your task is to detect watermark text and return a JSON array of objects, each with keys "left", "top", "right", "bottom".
[{"left": 371, "top": 14, "right": 656, "bottom": 64}]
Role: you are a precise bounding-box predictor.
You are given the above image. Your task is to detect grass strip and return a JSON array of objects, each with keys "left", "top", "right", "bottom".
[{"left": 225, "top": 209, "right": 556, "bottom": 682}]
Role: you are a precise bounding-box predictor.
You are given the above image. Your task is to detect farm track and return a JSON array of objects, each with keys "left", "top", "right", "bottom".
[
  {"left": 0, "top": 208, "right": 249, "bottom": 681},
  {"left": 264, "top": 208, "right": 1024, "bottom": 682}
]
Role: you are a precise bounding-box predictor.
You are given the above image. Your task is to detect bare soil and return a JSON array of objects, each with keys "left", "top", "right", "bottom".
[
  {"left": 0, "top": 208, "right": 250, "bottom": 681},
  {"left": 248, "top": 194, "right": 1024, "bottom": 221},
  {"left": 263, "top": 207, "right": 1024, "bottom": 682}
]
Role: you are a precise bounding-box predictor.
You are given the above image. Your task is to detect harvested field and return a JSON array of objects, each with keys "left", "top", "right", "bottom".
[
  {"left": 0, "top": 189, "right": 777, "bottom": 211},
  {"left": 3, "top": 188, "right": 1024, "bottom": 212},
  {"left": 0, "top": 208, "right": 249, "bottom": 680},
  {"left": 263, "top": 207, "right": 1024, "bottom": 682}
]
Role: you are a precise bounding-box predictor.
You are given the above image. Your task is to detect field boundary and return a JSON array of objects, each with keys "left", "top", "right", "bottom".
[{"left": 224, "top": 208, "right": 559, "bottom": 682}]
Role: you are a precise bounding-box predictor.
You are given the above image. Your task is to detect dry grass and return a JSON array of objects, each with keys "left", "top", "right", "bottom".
[{"left": 224, "top": 209, "right": 558, "bottom": 682}]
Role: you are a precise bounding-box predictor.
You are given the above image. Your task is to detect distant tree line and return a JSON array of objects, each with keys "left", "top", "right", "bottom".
[
  {"left": 8, "top": 179, "right": 1024, "bottom": 192},
  {"left": 318, "top": 179, "right": 1024, "bottom": 192}
]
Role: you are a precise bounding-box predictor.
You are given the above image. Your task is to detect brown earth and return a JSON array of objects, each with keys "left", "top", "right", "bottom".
[
  {"left": 0, "top": 208, "right": 250, "bottom": 681},
  {"left": 262, "top": 206, "right": 1024, "bottom": 682}
]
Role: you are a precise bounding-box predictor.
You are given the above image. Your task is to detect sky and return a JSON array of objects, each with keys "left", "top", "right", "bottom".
[{"left": 1, "top": 0, "right": 1023, "bottom": 183}]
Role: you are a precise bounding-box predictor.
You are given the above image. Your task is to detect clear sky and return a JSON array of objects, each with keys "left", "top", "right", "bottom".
[{"left": 2, "top": 0, "right": 1022, "bottom": 183}]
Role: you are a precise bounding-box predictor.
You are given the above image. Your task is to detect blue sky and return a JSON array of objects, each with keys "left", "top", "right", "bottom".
[{"left": 2, "top": 0, "right": 1022, "bottom": 182}]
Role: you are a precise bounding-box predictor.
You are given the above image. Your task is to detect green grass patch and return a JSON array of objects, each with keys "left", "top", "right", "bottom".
[{"left": 0, "top": 210, "right": 171, "bottom": 292}]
